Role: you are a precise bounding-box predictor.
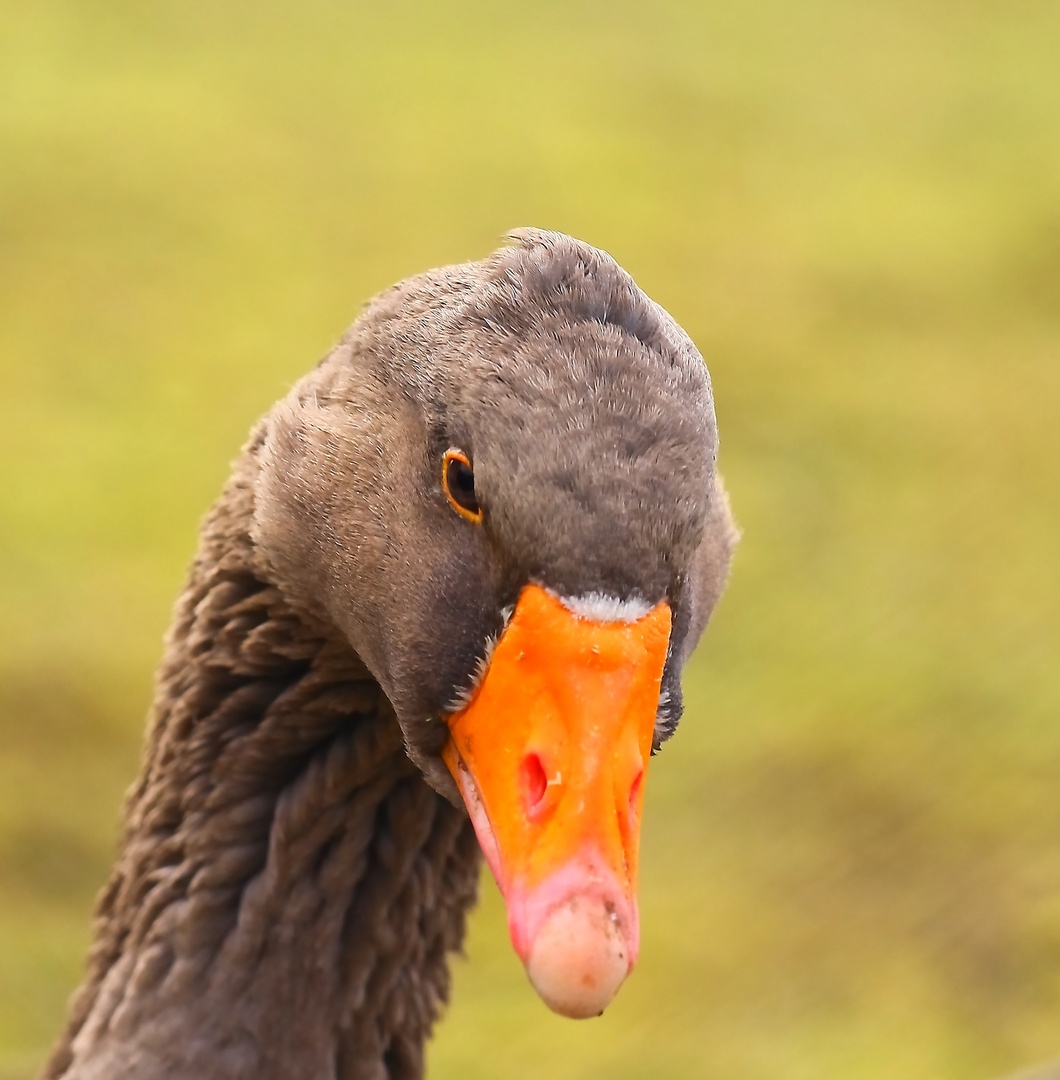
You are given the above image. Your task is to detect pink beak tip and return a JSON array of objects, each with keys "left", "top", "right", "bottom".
[{"left": 519, "top": 892, "right": 638, "bottom": 1019}]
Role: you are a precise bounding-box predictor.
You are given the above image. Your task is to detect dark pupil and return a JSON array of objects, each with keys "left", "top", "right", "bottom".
[{"left": 448, "top": 459, "right": 479, "bottom": 511}]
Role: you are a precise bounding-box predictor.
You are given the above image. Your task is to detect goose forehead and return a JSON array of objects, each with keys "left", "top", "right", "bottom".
[{"left": 455, "top": 333, "right": 712, "bottom": 432}]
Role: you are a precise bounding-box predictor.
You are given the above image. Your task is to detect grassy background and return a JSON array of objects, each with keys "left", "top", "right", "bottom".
[{"left": 2, "top": 1, "right": 1059, "bottom": 1077}]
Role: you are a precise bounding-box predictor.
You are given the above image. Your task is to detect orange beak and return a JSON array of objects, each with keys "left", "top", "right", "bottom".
[{"left": 443, "top": 584, "right": 671, "bottom": 1018}]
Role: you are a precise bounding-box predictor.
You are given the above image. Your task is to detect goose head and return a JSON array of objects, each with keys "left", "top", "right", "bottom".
[{"left": 248, "top": 229, "right": 736, "bottom": 1019}]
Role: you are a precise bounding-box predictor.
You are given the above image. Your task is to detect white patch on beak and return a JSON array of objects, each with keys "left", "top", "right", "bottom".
[{"left": 556, "top": 591, "right": 653, "bottom": 624}]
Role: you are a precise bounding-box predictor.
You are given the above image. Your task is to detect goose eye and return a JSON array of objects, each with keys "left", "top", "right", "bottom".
[{"left": 442, "top": 449, "right": 483, "bottom": 523}]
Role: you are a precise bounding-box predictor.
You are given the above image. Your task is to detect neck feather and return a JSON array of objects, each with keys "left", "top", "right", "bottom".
[{"left": 45, "top": 451, "right": 481, "bottom": 1080}]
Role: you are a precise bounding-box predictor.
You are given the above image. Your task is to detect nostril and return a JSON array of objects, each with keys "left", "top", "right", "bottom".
[
  {"left": 628, "top": 768, "right": 644, "bottom": 812},
  {"left": 521, "top": 753, "right": 548, "bottom": 814}
]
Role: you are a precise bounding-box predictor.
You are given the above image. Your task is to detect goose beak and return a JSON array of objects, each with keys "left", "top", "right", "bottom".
[{"left": 443, "top": 583, "right": 671, "bottom": 1018}]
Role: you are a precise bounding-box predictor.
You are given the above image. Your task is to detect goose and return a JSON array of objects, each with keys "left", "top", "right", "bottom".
[{"left": 44, "top": 229, "right": 738, "bottom": 1080}]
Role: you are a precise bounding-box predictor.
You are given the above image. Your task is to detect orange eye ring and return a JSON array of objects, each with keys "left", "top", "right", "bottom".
[{"left": 442, "top": 448, "right": 483, "bottom": 523}]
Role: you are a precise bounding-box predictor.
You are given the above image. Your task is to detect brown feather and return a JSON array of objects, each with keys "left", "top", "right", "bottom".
[{"left": 46, "top": 231, "right": 737, "bottom": 1080}]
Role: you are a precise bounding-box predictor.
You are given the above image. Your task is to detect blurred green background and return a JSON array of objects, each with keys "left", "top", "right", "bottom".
[{"left": 1, "top": 1, "right": 1058, "bottom": 1077}]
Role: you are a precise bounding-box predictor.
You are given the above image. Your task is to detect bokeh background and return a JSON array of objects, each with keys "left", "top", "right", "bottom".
[{"left": 1, "top": 1, "right": 1058, "bottom": 1078}]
